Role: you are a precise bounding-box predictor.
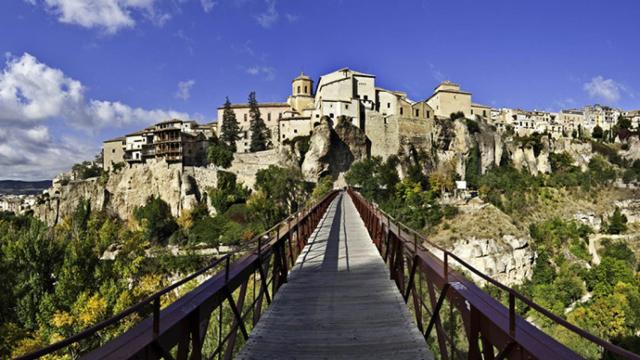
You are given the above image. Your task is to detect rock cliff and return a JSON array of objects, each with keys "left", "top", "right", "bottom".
[
  {"left": 34, "top": 160, "right": 218, "bottom": 225},
  {"left": 428, "top": 199, "right": 535, "bottom": 285},
  {"left": 301, "top": 116, "right": 369, "bottom": 182}
]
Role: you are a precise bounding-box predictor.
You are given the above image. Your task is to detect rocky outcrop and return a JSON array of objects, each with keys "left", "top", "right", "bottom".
[
  {"left": 429, "top": 199, "right": 535, "bottom": 286},
  {"left": 509, "top": 137, "right": 551, "bottom": 175},
  {"left": 552, "top": 138, "right": 593, "bottom": 170},
  {"left": 301, "top": 116, "right": 369, "bottom": 182},
  {"left": 620, "top": 136, "right": 640, "bottom": 161},
  {"left": 35, "top": 160, "right": 219, "bottom": 225},
  {"left": 446, "top": 235, "right": 534, "bottom": 286}
]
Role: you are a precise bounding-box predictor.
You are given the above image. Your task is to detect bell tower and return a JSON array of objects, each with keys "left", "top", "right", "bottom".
[{"left": 288, "top": 73, "right": 314, "bottom": 114}]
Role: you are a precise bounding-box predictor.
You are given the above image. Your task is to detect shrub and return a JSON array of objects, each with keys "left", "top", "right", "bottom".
[
  {"left": 134, "top": 197, "right": 178, "bottom": 244},
  {"left": 207, "top": 142, "right": 234, "bottom": 168}
]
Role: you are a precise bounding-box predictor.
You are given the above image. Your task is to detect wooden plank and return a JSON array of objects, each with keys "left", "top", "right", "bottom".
[{"left": 237, "top": 194, "right": 433, "bottom": 360}]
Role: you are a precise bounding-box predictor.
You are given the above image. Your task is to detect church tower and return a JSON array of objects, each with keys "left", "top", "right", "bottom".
[{"left": 288, "top": 73, "right": 314, "bottom": 114}]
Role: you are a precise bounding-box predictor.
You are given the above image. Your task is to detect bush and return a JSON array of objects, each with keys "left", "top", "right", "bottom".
[
  {"left": 605, "top": 207, "right": 628, "bottom": 235},
  {"left": 134, "top": 197, "right": 178, "bottom": 244},
  {"left": 207, "top": 142, "right": 234, "bottom": 168}
]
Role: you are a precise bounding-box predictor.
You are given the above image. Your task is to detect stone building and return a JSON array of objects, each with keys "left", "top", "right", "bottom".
[
  {"left": 102, "top": 119, "right": 213, "bottom": 169},
  {"left": 426, "top": 81, "right": 472, "bottom": 118},
  {"left": 103, "top": 136, "right": 126, "bottom": 170}
]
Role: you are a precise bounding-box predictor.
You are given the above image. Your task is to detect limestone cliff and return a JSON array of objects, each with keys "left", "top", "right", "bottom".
[
  {"left": 428, "top": 199, "right": 535, "bottom": 285},
  {"left": 34, "top": 160, "right": 218, "bottom": 225},
  {"left": 301, "top": 116, "right": 369, "bottom": 182}
]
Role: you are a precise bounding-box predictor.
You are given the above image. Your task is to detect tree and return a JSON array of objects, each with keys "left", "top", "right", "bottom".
[
  {"left": 255, "top": 165, "right": 307, "bottom": 214},
  {"left": 617, "top": 116, "right": 632, "bottom": 131},
  {"left": 606, "top": 207, "right": 628, "bottom": 235},
  {"left": 592, "top": 125, "right": 604, "bottom": 140},
  {"left": 248, "top": 92, "right": 270, "bottom": 152},
  {"left": 134, "top": 197, "right": 178, "bottom": 244},
  {"left": 220, "top": 97, "right": 241, "bottom": 152},
  {"left": 207, "top": 141, "right": 234, "bottom": 168},
  {"left": 465, "top": 146, "right": 481, "bottom": 188}
]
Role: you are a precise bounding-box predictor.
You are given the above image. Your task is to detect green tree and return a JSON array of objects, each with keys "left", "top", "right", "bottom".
[
  {"left": 208, "top": 141, "right": 234, "bottom": 168},
  {"left": 208, "top": 172, "right": 250, "bottom": 214},
  {"left": 309, "top": 176, "right": 334, "bottom": 204},
  {"left": 134, "top": 196, "right": 178, "bottom": 244},
  {"left": 617, "top": 116, "right": 632, "bottom": 131},
  {"left": 592, "top": 125, "right": 604, "bottom": 140},
  {"left": 248, "top": 92, "right": 270, "bottom": 152},
  {"left": 606, "top": 207, "right": 628, "bottom": 235},
  {"left": 254, "top": 165, "right": 307, "bottom": 215},
  {"left": 465, "top": 146, "right": 481, "bottom": 188},
  {"left": 3, "top": 218, "right": 64, "bottom": 329},
  {"left": 220, "top": 97, "right": 241, "bottom": 152}
]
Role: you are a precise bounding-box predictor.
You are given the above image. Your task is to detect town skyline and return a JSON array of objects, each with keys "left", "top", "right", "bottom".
[{"left": 1, "top": 0, "right": 639, "bottom": 180}]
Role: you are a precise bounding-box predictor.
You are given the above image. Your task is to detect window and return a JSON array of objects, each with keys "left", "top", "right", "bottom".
[
  {"left": 471, "top": 109, "right": 474, "bottom": 115},
  {"left": 415, "top": 109, "right": 419, "bottom": 117},
  {"left": 400, "top": 107, "right": 404, "bottom": 115},
  {"left": 387, "top": 102, "right": 391, "bottom": 108},
  {"left": 244, "top": 114, "right": 247, "bottom": 121},
  {"left": 426, "top": 111, "right": 430, "bottom": 118},
  {"left": 279, "top": 112, "right": 282, "bottom": 119},
  {"left": 330, "top": 113, "right": 334, "bottom": 118},
  {"left": 316, "top": 114, "right": 320, "bottom": 118},
  {"left": 364, "top": 95, "right": 368, "bottom": 101},
  {"left": 294, "top": 129, "right": 298, "bottom": 133},
  {"left": 345, "top": 104, "right": 349, "bottom": 110},
  {"left": 304, "top": 86, "right": 307, "bottom": 93},
  {"left": 483, "top": 110, "right": 487, "bottom": 117},
  {"left": 268, "top": 113, "right": 271, "bottom": 121},
  {"left": 112, "top": 149, "right": 115, "bottom": 153},
  {"left": 297, "top": 86, "right": 301, "bottom": 94}
]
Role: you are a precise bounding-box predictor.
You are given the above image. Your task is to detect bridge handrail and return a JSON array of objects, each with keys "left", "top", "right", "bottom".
[
  {"left": 17, "top": 189, "right": 340, "bottom": 359},
  {"left": 348, "top": 188, "right": 640, "bottom": 360},
  {"left": 15, "top": 254, "right": 232, "bottom": 360}
]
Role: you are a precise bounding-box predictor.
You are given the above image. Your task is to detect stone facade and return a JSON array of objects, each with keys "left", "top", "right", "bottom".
[
  {"left": 426, "top": 81, "right": 472, "bottom": 118},
  {"left": 103, "top": 137, "right": 125, "bottom": 170}
]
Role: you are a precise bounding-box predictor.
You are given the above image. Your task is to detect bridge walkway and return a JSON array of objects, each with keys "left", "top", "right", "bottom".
[{"left": 238, "top": 192, "right": 432, "bottom": 360}]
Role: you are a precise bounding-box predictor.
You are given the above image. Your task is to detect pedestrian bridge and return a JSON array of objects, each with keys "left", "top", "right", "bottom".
[{"left": 18, "top": 190, "right": 640, "bottom": 360}]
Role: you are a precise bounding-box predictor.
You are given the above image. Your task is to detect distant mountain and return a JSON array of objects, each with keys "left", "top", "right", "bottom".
[{"left": 0, "top": 180, "right": 52, "bottom": 195}]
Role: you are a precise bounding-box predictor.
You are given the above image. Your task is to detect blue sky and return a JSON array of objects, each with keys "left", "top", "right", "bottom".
[{"left": 0, "top": 0, "right": 639, "bottom": 180}]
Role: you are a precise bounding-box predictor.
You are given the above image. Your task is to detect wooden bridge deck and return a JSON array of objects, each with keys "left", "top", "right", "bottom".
[{"left": 238, "top": 193, "right": 432, "bottom": 360}]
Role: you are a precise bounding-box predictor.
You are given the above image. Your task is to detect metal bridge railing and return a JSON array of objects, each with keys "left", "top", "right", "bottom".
[
  {"left": 347, "top": 188, "right": 640, "bottom": 360},
  {"left": 18, "top": 190, "right": 340, "bottom": 360}
]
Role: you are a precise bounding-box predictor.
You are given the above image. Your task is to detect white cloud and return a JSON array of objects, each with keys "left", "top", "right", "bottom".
[
  {"left": 583, "top": 76, "right": 622, "bottom": 103},
  {"left": 26, "top": 0, "right": 168, "bottom": 33},
  {"left": 0, "top": 53, "right": 191, "bottom": 179},
  {"left": 428, "top": 63, "right": 445, "bottom": 82},
  {"left": 175, "top": 79, "right": 195, "bottom": 100},
  {"left": 245, "top": 66, "right": 275, "bottom": 81},
  {"left": 255, "top": 0, "right": 278, "bottom": 28},
  {"left": 200, "top": 0, "right": 217, "bottom": 13},
  {"left": 284, "top": 13, "right": 299, "bottom": 22}
]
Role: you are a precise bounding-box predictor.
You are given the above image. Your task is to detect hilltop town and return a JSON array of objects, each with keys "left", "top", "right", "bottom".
[
  {"left": 99, "top": 67, "right": 639, "bottom": 171},
  {"left": 5, "top": 67, "right": 640, "bottom": 220}
]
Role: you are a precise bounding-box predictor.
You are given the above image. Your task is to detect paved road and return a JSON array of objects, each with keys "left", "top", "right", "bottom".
[{"left": 238, "top": 192, "right": 432, "bottom": 360}]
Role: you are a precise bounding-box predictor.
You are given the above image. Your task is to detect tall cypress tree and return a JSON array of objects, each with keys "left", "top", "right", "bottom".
[
  {"left": 220, "top": 97, "right": 241, "bottom": 152},
  {"left": 248, "top": 91, "right": 269, "bottom": 152}
]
